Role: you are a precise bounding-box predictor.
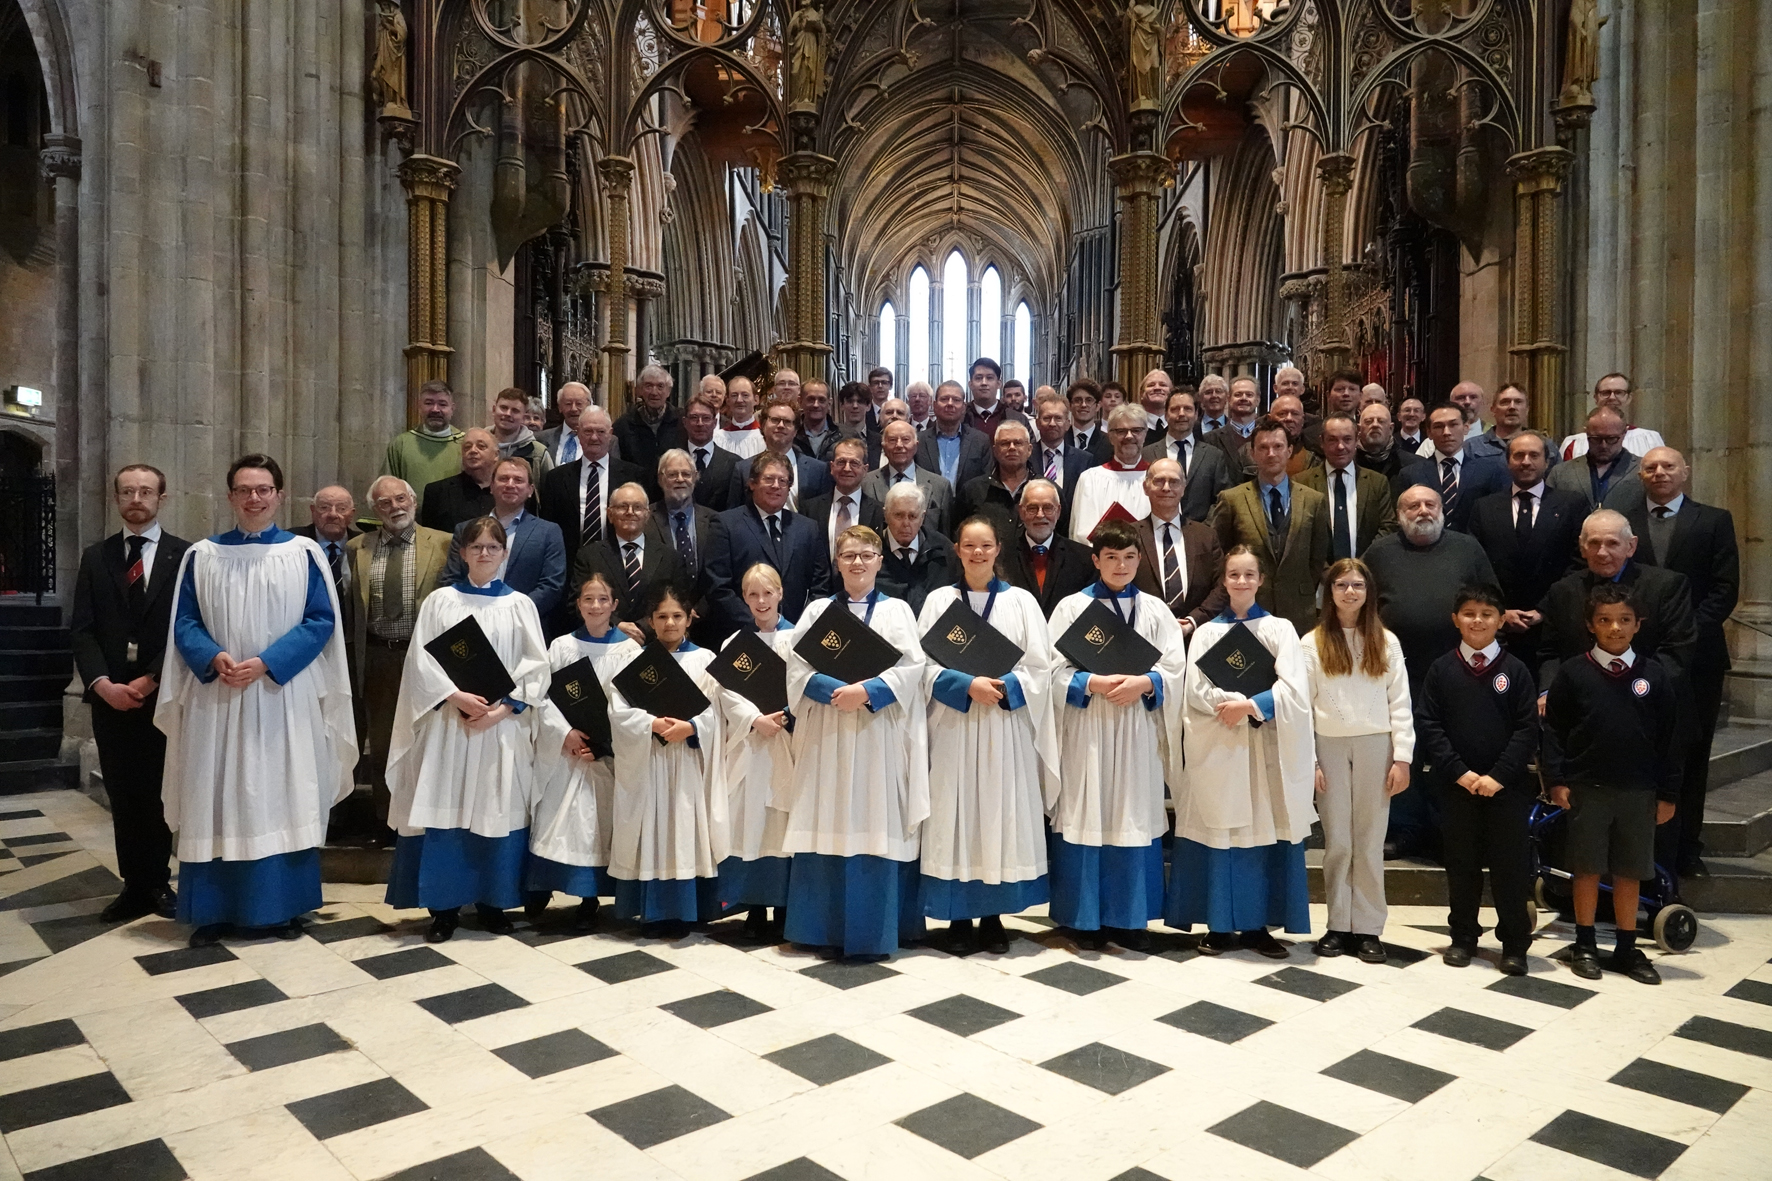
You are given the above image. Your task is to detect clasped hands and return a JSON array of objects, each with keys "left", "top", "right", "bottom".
[
  {"left": 210, "top": 652, "right": 269, "bottom": 689},
  {"left": 448, "top": 690, "right": 512, "bottom": 733},
  {"left": 1088, "top": 673, "right": 1154, "bottom": 708},
  {"left": 95, "top": 674, "right": 158, "bottom": 711}
]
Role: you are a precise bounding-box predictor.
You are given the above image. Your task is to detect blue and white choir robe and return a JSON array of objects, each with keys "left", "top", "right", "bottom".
[
  {"left": 157, "top": 527, "right": 356, "bottom": 928},
  {"left": 1168, "top": 606, "right": 1315, "bottom": 935},
  {"left": 916, "top": 581, "right": 1059, "bottom": 919},
  {"left": 384, "top": 580, "right": 550, "bottom": 912},
  {"left": 1046, "top": 582, "right": 1187, "bottom": 933},
  {"left": 714, "top": 621, "right": 796, "bottom": 909},
  {"left": 605, "top": 642, "right": 729, "bottom": 923},
  {"left": 781, "top": 592, "right": 928, "bottom": 955},
  {"left": 526, "top": 627, "right": 639, "bottom": 901}
]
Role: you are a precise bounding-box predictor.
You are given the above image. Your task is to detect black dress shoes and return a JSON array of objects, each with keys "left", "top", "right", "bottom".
[
  {"left": 426, "top": 911, "right": 460, "bottom": 943},
  {"left": 476, "top": 905, "right": 515, "bottom": 935},
  {"left": 1677, "top": 858, "right": 1710, "bottom": 879},
  {"left": 1497, "top": 953, "right": 1529, "bottom": 976},
  {"left": 1355, "top": 936, "right": 1388, "bottom": 964},
  {"left": 1197, "top": 931, "right": 1236, "bottom": 956},
  {"left": 523, "top": 891, "right": 552, "bottom": 920},
  {"left": 1313, "top": 931, "right": 1347, "bottom": 958},
  {"left": 1609, "top": 949, "right": 1662, "bottom": 985},
  {"left": 1240, "top": 930, "right": 1290, "bottom": 959},
  {"left": 573, "top": 898, "right": 600, "bottom": 932},
  {"left": 1111, "top": 926, "right": 1152, "bottom": 953},
  {"left": 1442, "top": 943, "right": 1474, "bottom": 968},
  {"left": 188, "top": 923, "right": 230, "bottom": 948},
  {"left": 151, "top": 886, "right": 177, "bottom": 919},
  {"left": 1570, "top": 945, "right": 1603, "bottom": 980},
  {"left": 101, "top": 890, "right": 159, "bottom": 924},
  {"left": 946, "top": 918, "right": 977, "bottom": 955},
  {"left": 979, "top": 915, "right": 1010, "bottom": 955}
]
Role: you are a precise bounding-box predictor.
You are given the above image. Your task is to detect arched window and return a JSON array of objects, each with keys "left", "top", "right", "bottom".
[
  {"left": 980, "top": 267, "right": 1003, "bottom": 369},
  {"left": 942, "top": 250, "right": 968, "bottom": 383},
  {"left": 1014, "top": 301, "right": 1032, "bottom": 388},
  {"left": 877, "top": 301, "right": 896, "bottom": 379},
  {"left": 907, "top": 267, "right": 930, "bottom": 383}
]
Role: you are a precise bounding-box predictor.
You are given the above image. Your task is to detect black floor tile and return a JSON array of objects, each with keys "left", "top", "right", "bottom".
[
  {"left": 4, "top": 832, "right": 72, "bottom": 847},
  {"left": 30, "top": 913, "right": 115, "bottom": 955},
  {"left": 588, "top": 1084, "right": 730, "bottom": 1149},
  {"left": 1253, "top": 967, "right": 1361, "bottom": 1003},
  {"left": 764, "top": 1034, "right": 891, "bottom": 1085},
  {"left": 286, "top": 1077, "right": 429, "bottom": 1140},
  {"left": 661, "top": 989, "right": 774, "bottom": 1028},
  {"left": 0, "top": 1017, "right": 84, "bottom": 1062},
  {"left": 1723, "top": 978, "right": 1772, "bottom": 1007},
  {"left": 307, "top": 916, "right": 395, "bottom": 945},
  {"left": 1411, "top": 1007, "right": 1534, "bottom": 1051},
  {"left": 356, "top": 946, "right": 454, "bottom": 980},
  {"left": 906, "top": 995, "right": 1022, "bottom": 1038},
  {"left": 415, "top": 983, "right": 531, "bottom": 1025},
  {"left": 134, "top": 944, "right": 238, "bottom": 977},
  {"left": 1380, "top": 942, "right": 1431, "bottom": 965},
  {"left": 1207, "top": 1100, "right": 1359, "bottom": 1169},
  {"left": 175, "top": 979, "right": 289, "bottom": 1020},
  {"left": 0, "top": 809, "right": 45, "bottom": 821},
  {"left": 20, "top": 1138, "right": 186, "bottom": 1181},
  {"left": 0, "top": 846, "right": 14, "bottom": 858},
  {"left": 743, "top": 1159, "right": 846, "bottom": 1181},
  {"left": 378, "top": 1146, "right": 518, "bottom": 1180},
  {"left": 1673, "top": 1015, "right": 1772, "bottom": 1061},
  {"left": 1529, "top": 1109, "right": 1686, "bottom": 1178},
  {"left": 1022, "top": 961, "right": 1126, "bottom": 996},
  {"left": 1486, "top": 974, "right": 1595, "bottom": 1010},
  {"left": 1609, "top": 1057, "right": 1750, "bottom": 1114},
  {"left": 1320, "top": 1049, "right": 1457, "bottom": 1104},
  {"left": 224, "top": 1023, "right": 352, "bottom": 1071},
  {"left": 20, "top": 853, "right": 74, "bottom": 867},
  {"left": 895, "top": 1092, "right": 1042, "bottom": 1159},
  {"left": 1106, "top": 1171, "right": 1169, "bottom": 1181},
  {"left": 1156, "top": 1001, "right": 1273, "bottom": 1044},
  {"left": 799, "top": 959, "right": 900, "bottom": 990},
  {"left": 577, "top": 949, "right": 677, "bottom": 984},
  {"left": 0, "top": 1071, "right": 134, "bottom": 1134},
  {"left": 493, "top": 1028, "right": 617, "bottom": 1078},
  {"left": 0, "top": 866, "right": 124, "bottom": 912},
  {"left": 1039, "top": 1042, "right": 1171, "bottom": 1095},
  {"left": 0, "top": 955, "right": 44, "bottom": 976}
]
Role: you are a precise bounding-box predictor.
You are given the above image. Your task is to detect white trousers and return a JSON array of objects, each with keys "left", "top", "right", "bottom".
[{"left": 1317, "top": 732, "right": 1393, "bottom": 936}]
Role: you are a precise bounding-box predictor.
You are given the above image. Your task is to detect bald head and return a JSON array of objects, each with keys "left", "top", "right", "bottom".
[
  {"left": 460, "top": 428, "right": 498, "bottom": 481},
  {"left": 1639, "top": 446, "right": 1689, "bottom": 506},
  {"left": 309, "top": 485, "right": 355, "bottom": 543},
  {"left": 1449, "top": 381, "right": 1487, "bottom": 421}
]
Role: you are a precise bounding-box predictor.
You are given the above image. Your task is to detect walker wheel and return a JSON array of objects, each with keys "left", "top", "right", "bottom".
[{"left": 1652, "top": 904, "right": 1699, "bottom": 953}]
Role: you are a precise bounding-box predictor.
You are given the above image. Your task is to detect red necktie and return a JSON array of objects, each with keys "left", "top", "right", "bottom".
[
  {"left": 1030, "top": 543, "right": 1049, "bottom": 592},
  {"left": 1610, "top": 659, "right": 1624, "bottom": 673},
  {"left": 1471, "top": 652, "right": 1486, "bottom": 670}
]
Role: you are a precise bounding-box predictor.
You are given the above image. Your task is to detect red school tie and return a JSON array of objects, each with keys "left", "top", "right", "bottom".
[{"left": 1471, "top": 652, "right": 1487, "bottom": 671}]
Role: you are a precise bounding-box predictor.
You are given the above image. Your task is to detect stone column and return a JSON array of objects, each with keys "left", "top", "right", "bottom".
[
  {"left": 1313, "top": 151, "right": 1355, "bottom": 376},
  {"left": 778, "top": 151, "right": 836, "bottom": 385},
  {"left": 398, "top": 153, "right": 459, "bottom": 424},
  {"left": 895, "top": 305, "right": 910, "bottom": 392},
  {"left": 1108, "top": 150, "right": 1172, "bottom": 387},
  {"left": 966, "top": 276, "right": 981, "bottom": 366},
  {"left": 1504, "top": 146, "right": 1573, "bottom": 432},
  {"left": 598, "top": 155, "right": 634, "bottom": 416},
  {"left": 42, "top": 134, "right": 82, "bottom": 589}
]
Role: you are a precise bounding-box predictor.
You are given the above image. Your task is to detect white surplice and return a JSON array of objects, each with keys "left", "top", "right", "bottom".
[
  {"left": 781, "top": 595, "right": 929, "bottom": 862},
  {"left": 385, "top": 584, "right": 550, "bottom": 838},
  {"left": 917, "top": 585, "right": 1059, "bottom": 883},
  {"left": 530, "top": 630, "right": 640, "bottom": 867},
  {"left": 606, "top": 644, "right": 727, "bottom": 881},
  {"left": 1047, "top": 587, "right": 1187, "bottom": 847},
  {"left": 716, "top": 623, "right": 797, "bottom": 864},
  {"left": 1174, "top": 612, "right": 1317, "bottom": 848},
  {"left": 157, "top": 535, "right": 355, "bottom": 861},
  {"left": 1067, "top": 465, "right": 1151, "bottom": 542}
]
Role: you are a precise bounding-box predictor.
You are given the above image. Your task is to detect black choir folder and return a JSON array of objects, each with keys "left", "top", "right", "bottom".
[
  {"left": 795, "top": 600, "right": 902, "bottom": 684},
  {"left": 1055, "top": 599, "right": 1162, "bottom": 676},
  {"left": 547, "top": 657, "right": 613, "bottom": 758},
  {"left": 1194, "top": 621, "right": 1278, "bottom": 727},
  {"left": 612, "top": 641, "right": 711, "bottom": 722},
  {"left": 707, "top": 630, "right": 789, "bottom": 715},
  {"left": 424, "top": 615, "right": 516, "bottom": 703},
  {"left": 920, "top": 598, "right": 1022, "bottom": 679}
]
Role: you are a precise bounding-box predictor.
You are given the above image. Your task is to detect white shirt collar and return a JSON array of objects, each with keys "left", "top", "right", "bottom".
[
  {"left": 125, "top": 520, "right": 163, "bottom": 542},
  {"left": 1436, "top": 448, "right": 1463, "bottom": 466},
  {"left": 1650, "top": 493, "right": 1685, "bottom": 516},
  {"left": 1151, "top": 511, "right": 1183, "bottom": 533},
  {"left": 893, "top": 534, "right": 920, "bottom": 558},
  {"left": 1592, "top": 645, "right": 1636, "bottom": 668},
  {"left": 1024, "top": 528, "right": 1055, "bottom": 547},
  {"left": 1459, "top": 640, "right": 1501, "bottom": 665},
  {"left": 618, "top": 531, "right": 645, "bottom": 552},
  {"left": 1514, "top": 480, "right": 1546, "bottom": 498}
]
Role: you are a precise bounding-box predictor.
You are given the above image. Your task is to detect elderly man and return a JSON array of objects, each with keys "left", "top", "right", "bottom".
[
  {"left": 1467, "top": 430, "right": 1587, "bottom": 664},
  {"left": 1397, "top": 396, "right": 1428, "bottom": 451},
  {"left": 440, "top": 457, "right": 567, "bottom": 625},
  {"left": 1066, "top": 378, "right": 1113, "bottom": 461},
  {"left": 420, "top": 427, "right": 499, "bottom": 533},
  {"left": 1201, "top": 374, "right": 1263, "bottom": 476},
  {"left": 697, "top": 372, "right": 727, "bottom": 415},
  {"left": 917, "top": 380, "right": 993, "bottom": 488},
  {"left": 1546, "top": 405, "right": 1641, "bottom": 512},
  {"left": 1355, "top": 402, "right": 1435, "bottom": 497},
  {"left": 1031, "top": 390, "right": 1097, "bottom": 494},
  {"left": 490, "top": 386, "right": 556, "bottom": 485},
  {"left": 770, "top": 366, "right": 802, "bottom": 406},
  {"left": 612, "top": 364, "right": 688, "bottom": 498},
  {"left": 1271, "top": 363, "right": 1307, "bottom": 406},
  {"left": 795, "top": 379, "right": 839, "bottom": 461},
  {"left": 1364, "top": 484, "right": 1498, "bottom": 858},
  {"left": 1360, "top": 383, "right": 1389, "bottom": 409},
  {"left": 905, "top": 379, "right": 935, "bottom": 432},
  {"left": 384, "top": 380, "right": 464, "bottom": 514},
  {"left": 876, "top": 481, "right": 955, "bottom": 613},
  {"left": 1425, "top": 402, "right": 1509, "bottom": 533},
  {"left": 1194, "top": 373, "right": 1230, "bottom": 435},
  {"left": 1131, "top": 457, "right": 1227, "bottom": 637},
  {"left": 714, "top": 375, "right": 766, "bottom": 458},
  {"left": 681, "top": 395, "right": 740, "bottom": 512},
  {"left": 863, "top": 418, "right": 953, "bottom": 535},
  {"left": 347, "top": 475, "right": 451, "bottom": 831},
  {"left": 955, "top": 419, "right": 1045, "bottom": 539},
  {"left": 293, "top": 485, "right": 359, "bottom": 598},
  {"left": 1143, "top": 387, "right": 1232, "bottom": 522},
  {"left": 802, "top": 436, "right": 886, "bottom": 554},
  {"left": 1298, "top": 412, "right": 1396, "bottom": 559},
  {"left": 999, "top": 479, "right": 1094, "bottom": 616},
  {"left": 1269, "top": 392, "right": 1323, "bottom": 476},
  {"left": 1209, "top": 414, "right": 1332, "bottom": 632},
  {"left": 704, "top": 449, "right": 830, "bottom": 633},
  {"left": 1417, "top": 380, "right": 1490, "bottom": 455},
  {"left": 1560, "top": 372, "right": 1665, "bottom": 461},
  {"left": 1069, "top": 404, "right": 1157, "bottom": 541},
  {"left": 540, "top": 381, "right": 592, "bottom": 465},
  {"left": 1138, "top": 368, "right": 1173, "bottom": 443},
  {"left": 654, "top": 447, "right": 720, "bottom": 639},
  {"left": 729, "top": 399, "right": 834, "bottom": 510},
  {"left": 572, "top": 481, "right": 680, "bottom": 625},
  {"left": 537, "top": 406, "right": 646, "bottom": 559},
  {"left": 1623, "top": 447, "right": 1740, "bottom": 875},
  {"left": 876, "top": 396, "right": 912, "bottom": 432}
]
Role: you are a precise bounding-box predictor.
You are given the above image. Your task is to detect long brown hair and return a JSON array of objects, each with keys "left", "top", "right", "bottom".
[{"left": 1314, "top": 558, "right": 1389, "bottom": 678}]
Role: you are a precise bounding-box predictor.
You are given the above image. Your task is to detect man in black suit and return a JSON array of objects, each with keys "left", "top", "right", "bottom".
[
  {"left": 1467, "top": 431, "right": 1585, "bottom": 666},
  {"left": 916, "top": 381, "right": 993, "bottom": 490},
  {"left": 611, "top": 364, "right": 689, "bottom": 500},
  {"left": 999, "top": 480, "right": 1094, "bottom": 617},
  {"left": 69, "top": 464, "right": 191, "bottom": 922},
  {"left": 1200, "top": 375, "right": 1263, "bottom": 478},
  {"left": 704, "top": 450, "right": 832, "bottom": 633},
  {"left": 877, "top": 479, "right": 956, "bottom": 613},
  {"left": 1355, "top": 402, "right": 1435, "bottom": 498},
  {"left": 955, "top": 419, "right": 1043, "bottom": 540},
  {"left": 1065, "top": 379, "right": 1114, "bottom": 462},
  {"left": 1137, "top": 368, "right": 1173, "bottom": 445},
  {"left": 653, "top": 448, "right": 721, "bottom": 645},
  {"left": 1142, "top": 387, "right": 1235, "bottom": 522},
  {"left": 571, "top": 481, "right": 679, "bottom": 625},
  {"left": 1029, "top": 391, "right": 1097, "bottom": 503},
  {"left": 292, "top": 485, "right": 359, "bottom": 601},
  {"left": 419, "top": 427, "right": 498, "bottom": 533},
  {"left": 1130, "top": 458, "right": 1228, "bottom": 636},
  {"left": 538, "top": 406, "right": 646, "bottom": 561},
  {"left": 1424, "top": 403, "right": 1509, "bottom": 534},
  {"left": 727, "top": 400, "right": 835, "bottom": 511},
  {"left": 1626, "top": 447, "right": 1741, "bottom": 875},
  {"left": 682, "top": 395, "right": 740, "bottom": 512},
  {"left": 800, "top": 437, "right": 885, "bottom": 555}
]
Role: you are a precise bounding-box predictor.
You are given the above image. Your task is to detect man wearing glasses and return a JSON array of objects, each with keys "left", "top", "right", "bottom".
[
  {"left": 1068, "top": 405, "right": 1155, "bottom": 541},
  {"left": 1546, "top": 405, "right": 1643, "bottom": 512},
  {"left": 705, "top": 450, "right": 833, "bottom": 634},
  {"left": 1559, "top": 373, "right": 1665, "bottom": 462}
]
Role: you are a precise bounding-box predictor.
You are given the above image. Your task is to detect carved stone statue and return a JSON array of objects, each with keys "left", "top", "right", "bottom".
[
  {"left": 1560, "top": 0, "right": 1607, "bottom": 106},
  {"left": 788, "top": 0, "right": 826, "bottom": 108},
  {"left": 371, "top": 0, "right": 410, "bottom": 116},
  {"left": 1128, "top": 2, "right": 1162, "bottom": 107}
]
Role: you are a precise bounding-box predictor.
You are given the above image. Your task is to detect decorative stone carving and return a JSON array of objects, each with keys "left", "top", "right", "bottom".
[
  {"left": 787, "top": 0, "right": 826, "bottom": 110},
  {"left": 39, "top": 134, "right": 82, "bottom": 183},
  {"left": 371, "top": 0, "right": 412, "bottom": 118},
  {"left": 1127, "top": 3, "right": 1162, "bottom": 109},
  {"left": 1560, "top": 0, "right": 1606, "bottom": 107}
]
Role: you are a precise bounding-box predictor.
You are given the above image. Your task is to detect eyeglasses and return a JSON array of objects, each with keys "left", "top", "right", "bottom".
[
  {"left": 1332, "top": 580, "right": 1367, "bottom": 593},
  {"left": 1587, "top": 433, "right": 1623, "bottom": 445},
  {"left": 608, "top": 503, "right": 648, "bottom": 515},
  {"left": 231, "top": 486, "right": 278, "bottom": 500},
  {"left": 836, "top": 551, "right": 881, "bottom": 563},
  {"left": 464, "top": 543, "right": 504, "bottom": 556},
  {"left": 1108, "top": 427, "right": 1143, "bottom": 437}
]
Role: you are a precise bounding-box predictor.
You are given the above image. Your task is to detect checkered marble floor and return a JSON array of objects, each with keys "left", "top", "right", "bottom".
[{"left": 2, "top": 790, "right": 1771, "bottom": 1181}]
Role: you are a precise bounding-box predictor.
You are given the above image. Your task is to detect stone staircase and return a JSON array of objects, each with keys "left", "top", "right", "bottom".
[{"left": 0, "top": 601, "right": 76, "bottom": 793}]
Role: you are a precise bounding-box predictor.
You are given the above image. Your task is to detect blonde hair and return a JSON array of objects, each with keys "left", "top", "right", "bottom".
[
  {"left": 835, "top": 525, "right": 883, "bottom": 555},
  {"left": 740, "top": 562, "right": 783, "bottom": 595},
  {"left": 1313, "top": 558, "right": 1389, "bottom": 678}
]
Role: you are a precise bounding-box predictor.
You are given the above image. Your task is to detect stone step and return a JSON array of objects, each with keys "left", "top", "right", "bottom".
[
  {"left": 0, "top": 759, "right": 78, "bottom": 794},
  {"left": 0, "top": 624, "right": 70, "bottom": 652},
  {"left": 0, "top": 674, "right": 67, "bottom": 703},
  {"left": 0, "top": 603, "right": 61, "bottom": 627},
  {"left": 0, "top": 727, "right": 61, "bottom": 763},
  {"left": 0, "top": 700, "right": 61, "bottom": 729},
  {"left": 5, "top": 649, "right": 72, "bottom": 676},
  {"left": 1709, "top": 722, "right": 1772, "bottom": 787},
  {"left": 1703, "top": 769, "right": 1772, "bottom": 858}
]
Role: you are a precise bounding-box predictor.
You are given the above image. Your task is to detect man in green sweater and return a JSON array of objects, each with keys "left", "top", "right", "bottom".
[{"left": 384, "top": 380, "right": 465, "bottom": 514}]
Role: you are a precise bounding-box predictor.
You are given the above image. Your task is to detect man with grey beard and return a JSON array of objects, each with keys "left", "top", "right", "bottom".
[{"left": 1363, "top": 484, "right": 1499, "bottom": 858}]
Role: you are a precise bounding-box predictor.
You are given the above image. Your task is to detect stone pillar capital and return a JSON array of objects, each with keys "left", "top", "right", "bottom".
[
  {"left": 779, "top": 151, "right": 838, "bottom": 196},
  {"left": 597, "top": 155, "right": 635, "bottom": 192},
  {"left": 397, "top": 153, "right": 460, "bottom": 201},
  {"left": 1505, "top": 146, "right": 1573, "bottom": 191},
  {"left": 1314, "top": 151, "right": 1356, "bottom": 193},
  {"left": 39, "top": 134, "right": 82, "bottom": 183},
  {"left": 1107, "top": 151, "right": 1173, "bottom": 197}
]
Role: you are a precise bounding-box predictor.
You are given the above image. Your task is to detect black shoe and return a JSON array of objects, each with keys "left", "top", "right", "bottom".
[
  {"left": 573, "top": 898, "right": 600, "bottom": 933},
  {"left": 150, "top": 886, "right": 177, "bottom": 920},
  {"left": 1570, "top": 945, "right": 1603, "bottom": 980},
  {"left": 1355, "top": 936, "right": 1387, "bottom": 964},
  {"left": 101, "top": 891, "right": 156, "bottom": 924},
  {"left": 1609, "top": 949, "right": 1662, "bottom": 985},
  {"left": 1442, "top": 943, "right": 1474, "bottom": 968},
  {"left": 189, "top": 923, "right": 229, "bottom": 948},
  {"left": 1072, "top": 928, "right": 1105, "bottom": 951},
  {"left": 1198, "top": 932, "right": 1236, "bottom": 956},
  {"left": 815, "top": 944, "right": 843, "bottom": 960},
  {"left": 1112, "top": 926, "right": 1152, "bottom": 953},
  {"left": 275, "top": 916, "right": 305, "bottom": 941},
  {"left": 742, "top": 907, "right": 769, "bottom": 942},
  {"left": 1677, "top": 858, "right": 1710, "bottom": 879},
  {"left": 767, "top": 908, "right": 788, "bottom": 943},
  {"left": 1498, "top": 953, "right": 1529, "bottom": 976},
  {"left": 979, "top": 916, "right": 1010, "bottom": 955},
  {"left": 523, "top": 891, "right": 551, "bottom": 920},
  {"left": 425, "top": 913, "right": 459, "bottom": 943},
  {"left": 1313, "top": 932, "right": 1347, "bottom": 958},
  {"left": 946, "top": 918, "right": 977, "bottom": 955},
  {"left": 1240, "top": 930, "right": 1290, "bottom": 959},
  {"left": 476, "top": 905, "right": 515, "bottom": 935},
  {"left": 847, "top": 953, "right": 892, "bottom": 964}
]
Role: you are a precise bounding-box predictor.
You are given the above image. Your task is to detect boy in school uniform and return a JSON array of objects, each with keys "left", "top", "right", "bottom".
[
  {"left": 1543, "top": 583, "right": 1682, "bottom": 985},
  {"left": 1415, "top": 584, "right": 1540, "bottom": 976}
]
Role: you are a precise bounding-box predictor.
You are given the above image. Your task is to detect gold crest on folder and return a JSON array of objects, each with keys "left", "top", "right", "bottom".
[
  {"left": 639, "top": 665, "right": 660, "bottom": 686},
  {"left": 1226, "top": 649, "right": 1248, "bottom": 671},
  {"left": 563, "top": 679, "right": 584, "bottom": 701},
  {"left": 947, "top": 625, "right": 969, "bottom": 645},
  {"left": 821, "top": 631, "right": 843, "bottom": 651},
  {"left": 1085, "top": 625, "right": 1108, "bottom": 647},
  {"left": 450, "top": 639, "right": 470, "bottom": 659},
  {"left": 732, "top": 652, "right": 756, "bottom": 674}
]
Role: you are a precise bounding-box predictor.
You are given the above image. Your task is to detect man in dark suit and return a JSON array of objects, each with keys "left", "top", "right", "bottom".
[
  {"left": 571, "top": 481, "right": 681, "bottom": 626},
  {"left": 704, "top": 450, "right": 831, "bottom": 633},
  {"left": 1355, "top": 402, "right": 1437, "bottom": 499},
  {"left": 877, "top": 479, "right": 956, "bottom": 613},
  {"left": 419, "top": 427, "right": 498, "bottom": 533},
  {"left": 1000, "top": 480, "right": 1094, "bottom": 617},
  {"left": 1466, "top": 431, "right": 1585, "bottom": 666},
  {"left": 653, "top": 448, "right": 721, "bottom": 644},
  {"left": 864, "top": 419, "right": 955, "bottom": 536},
  {"left": 1423, "top": 403, "right": 1509, "bottom": 534},
  {"left": 1544, "top": 405, "right": 1642, "bottom": 513},
  {"left": 1625, "top": 447, "right": 1741, "bottom": 875},
  {"left": 1200, "top": 375, "right": 1263, "bottom": 479},
  {"left": 1296, "top": 412, "right": 1397, "bottom": 559},
  {"left": 681, "top": 395, "right": 740, "bottom": 513},
  {"left": 440, "top": 459, "right": 568, "bottom": 628},
  {"left": 1131, "top": 458, "right": 1227, "bottom": 636},
  {"left": 1029, "top": 390, "right": 1097, "bottom": 503},
  {"left": 1142, "top": 387, "right": 1235, "bottom": 523},
  {"left": 538, "top": 407, "right": 646, "bottom": 562},
  {"left": 69, "top": 464, "right": 190, "bottom": 922},
  {"left": 955, "top": 420, "right": 1044, "bottom": 540},
  {"left": 292, "top": 485, "right": 359, "bottom": 600},
  {"left": 1209, "top": 416, "right": 1332, "bottom": 633},
  {"left": 800, "top": 436, "right": 885, "bottom": 555},
  {"left": 611, "top": 364, "right": 689, "bottom": 500},
  {"left": 728, "top": 400, "right": 834, "bottom": 510},
  {"left": 1065, "top": 379, "right": 1115, "bottom": 463},
  {"left": 917, "top": 381, "right": 993, "bottom": 489}
]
